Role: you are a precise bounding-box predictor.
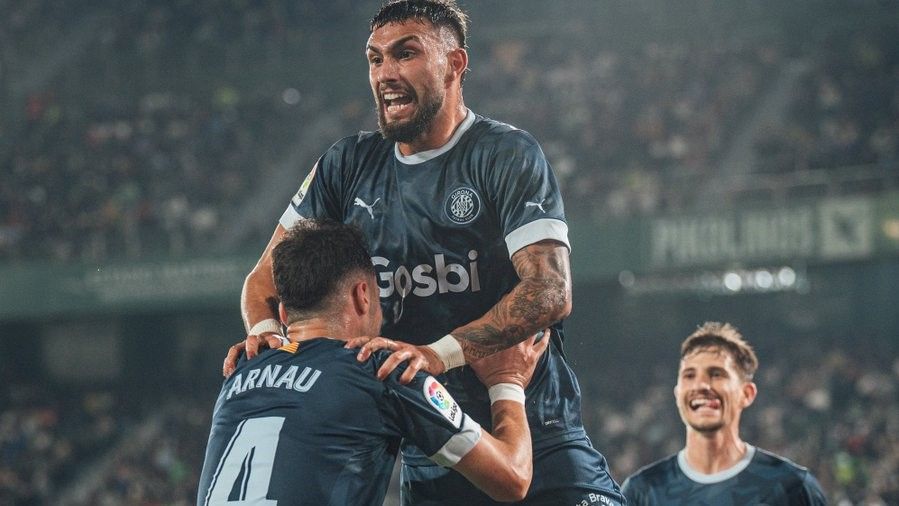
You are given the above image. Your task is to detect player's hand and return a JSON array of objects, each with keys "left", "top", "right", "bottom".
[
  {"left": 352, "top": 337, "right": 446, "bottom": 383},
  {"left": 222, "top": 333, "right": 288, "bottom": 378},
  {"left": 343, "top": 336, "right": 374, "bottom": 349},
  {"left": 469, "top": 329, "right": 550, "bottom": 388}
]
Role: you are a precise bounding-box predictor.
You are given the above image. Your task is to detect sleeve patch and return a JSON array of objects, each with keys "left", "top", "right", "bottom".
[
  {"left": 290, "top": 162, "right": 318, "bottom": 208},
  {"left": 422, "top": 376, "right": 462, "bottom": 429}
]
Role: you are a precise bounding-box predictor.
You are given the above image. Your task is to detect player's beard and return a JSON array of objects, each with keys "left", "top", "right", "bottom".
[
  {"left": 686, "top": 418, "right": 726, "bottom": 433},
  {"left": 377, "top": 88, "right": 443, "bottom": 143}
]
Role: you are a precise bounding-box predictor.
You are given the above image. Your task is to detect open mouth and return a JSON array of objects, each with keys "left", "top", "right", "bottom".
[
  {"left": 382, "top": 91, "right": 414, "bottom": 115},
  {"left": 689, "top": 397, "right": 721, "bottom": 411}
]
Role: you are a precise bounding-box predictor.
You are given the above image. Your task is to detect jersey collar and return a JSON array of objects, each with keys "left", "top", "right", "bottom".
[
  {"left": 677, "top": 444, "right": 756, "bottom": 484},
  {"left": 394, "top": 109, "right": 475, "bottom": 165}
]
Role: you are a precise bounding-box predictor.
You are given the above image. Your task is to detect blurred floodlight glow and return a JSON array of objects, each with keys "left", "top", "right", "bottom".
[
  {"left": 724, "top": 272, "right": 742, "bottom": 292},
  {"left": 755, "top": 270, "right": 774, "bottom": 289},
  {"left": 618, "top": 270, "right": 635, "bottom": 287},
  {"left": 282, "top": 88, "right": 301, "bottom": 105},
  {"left": 778, "top": 267, "right": 797, "bottom": 287}
]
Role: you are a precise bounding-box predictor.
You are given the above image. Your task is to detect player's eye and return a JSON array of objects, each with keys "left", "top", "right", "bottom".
[
  {"left": 399, "top": 49, "right": 414, "bottom": 60},
  {"left": 368, "top": 55, "right": 382, "bottom": 65}
]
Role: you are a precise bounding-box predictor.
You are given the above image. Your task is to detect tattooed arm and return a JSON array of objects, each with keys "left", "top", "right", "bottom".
[
  {"left": 353, "top": 239, "right": 570, "bottom": 382},
  {"left": 452, "top": 240, "right": 571, "bottom": 360}
]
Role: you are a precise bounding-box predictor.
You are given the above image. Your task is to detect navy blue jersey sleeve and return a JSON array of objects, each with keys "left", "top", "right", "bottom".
[
  {"left": 279, "top": 136, "right": 357, "bottom": 227},
  {"left": 484, "top": 129, "right": 570, "bottom": 257},
  {"left": 376, "top": 355, "right": 482, "bottom": 467},
  {"left": 620, "top": 474, "right": 649, "bottom": 506},
  {"left": 794, "top": 471, "right": 827, "bottom": 505}
]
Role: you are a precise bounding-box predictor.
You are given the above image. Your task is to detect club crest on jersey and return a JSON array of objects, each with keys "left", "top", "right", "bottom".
[
  {"left": 423, "top": 376, "right": 462, "bottom": 428},
  {"left": 444, "top": 187, "right": 481, "bottom": 225}
]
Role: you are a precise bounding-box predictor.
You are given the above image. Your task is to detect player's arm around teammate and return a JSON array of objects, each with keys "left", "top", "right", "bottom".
[
  {"left": 225, "top": 223, "right": 570, "bottom": 380},
  {"left": 451, "top": 330, "right": 550, "bottom": 501},
  {"left": 224, "top": 224, "right": 288, "bottom": 377},
  {"left": 352, "top": 239, "right": 571, "bottom": 382}
]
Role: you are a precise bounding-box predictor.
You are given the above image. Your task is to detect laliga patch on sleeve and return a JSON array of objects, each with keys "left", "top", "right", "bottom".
[
  {"left": 423, "top": 376, "right": 462, "bottom": 429},
  {"left": 291, "top": 162, "right": 318, "bottom": 207}
]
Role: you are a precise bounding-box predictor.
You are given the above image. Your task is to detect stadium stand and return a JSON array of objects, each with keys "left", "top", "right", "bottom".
[
  {"left": 753, "top": 27, "right": 899, "bottom": 174},
  {"left": 4, "top": 1, "right": 896, "bottom": 261},
  {"left": 2, "top": 1, "right": 898, "bottom": 505}
]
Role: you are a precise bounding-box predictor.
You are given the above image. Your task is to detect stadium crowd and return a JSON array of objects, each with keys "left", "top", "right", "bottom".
[
  {"left": 4, "top": 1, "right": 896, "bottom": 262},
  {"left": 0, "top": 384, "right": 126, "bottom": 505},
  {"left": 753, "top": 26, "right": 899, "bottom": 174},
  {"left": 2, "top": 2, "right": 898, "bottom": 504},
  {"left": 2, "top": 341, "right": 895, "bottom": 505}
]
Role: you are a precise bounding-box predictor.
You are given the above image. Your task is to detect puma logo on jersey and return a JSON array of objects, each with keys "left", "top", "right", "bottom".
[
  {"left": 354, "top": 197, "right": 381, "bottom": 219},
  {"left": 526, "top": 199, "right": 547, "bottom": 213}
]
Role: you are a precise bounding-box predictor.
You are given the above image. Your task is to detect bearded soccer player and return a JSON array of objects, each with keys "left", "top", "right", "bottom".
[
  {"left": 199, "top": 220, "right": 546, "bottom": 505},
  {"left": 621, "top": 322, "right": 826, "bottom": 505},
  {"left": 225, "top": 1, "right": 623, "bottom": 504}
]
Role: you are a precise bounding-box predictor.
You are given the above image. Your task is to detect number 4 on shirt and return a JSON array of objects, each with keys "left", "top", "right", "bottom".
[{"left": 202, "top": 417, "right": 284, "bottom": 505}]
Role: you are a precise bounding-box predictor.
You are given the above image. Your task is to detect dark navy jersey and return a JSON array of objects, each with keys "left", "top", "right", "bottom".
[
  {"left": 197, "top": 339, "right": 481, "bottom": 506},
  {"left": 279, "top": 111, "right": 587, "bottom": 454},
  {"left": 621, "top": 446, "right": 827, "bottom": 505},
  {"left": 281, "top": 110, "right": 569, "bottom": 341}
]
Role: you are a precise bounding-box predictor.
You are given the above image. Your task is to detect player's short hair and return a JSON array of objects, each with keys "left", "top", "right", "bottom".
[
  {"left": 371, "top": 0, "right": 469, "bottom": 49},
  {"left": 681, "top": 322, "right": 758, "bottom": 381},
  {"left": 272, "top": 219, "right": 374, "bottom": 322}
]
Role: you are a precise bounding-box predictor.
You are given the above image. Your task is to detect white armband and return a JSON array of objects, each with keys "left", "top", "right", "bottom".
[
  {"left": 249, "top": 318, "right": 282, "bottom": 337},
  {"left": 488, "top": 383, "right": 526, "bottom": 405},
  {"left": 426, "top": 334, "right": 466, "bottom": 371}
]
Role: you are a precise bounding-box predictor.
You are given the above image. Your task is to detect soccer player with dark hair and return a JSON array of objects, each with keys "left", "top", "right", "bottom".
[
  {"left": 198, "top": 220, "right": 546, "bottom": 505},
  {"left": 225, "top": 1, "right": 624, "bottom": 504},
  {"left": 621, "top": 322, "right": 826, "bottom": 505}
]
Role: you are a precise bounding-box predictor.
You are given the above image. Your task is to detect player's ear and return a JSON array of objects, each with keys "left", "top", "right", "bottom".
[
  {"left": 741, "top": 381, "right": 757, "bottom": 408},
  {"left": 446, "top": 47, "right": 467, "bottom": 84},
  {"left": 351, "top": 279, "right": 371, "bottom": 317}
]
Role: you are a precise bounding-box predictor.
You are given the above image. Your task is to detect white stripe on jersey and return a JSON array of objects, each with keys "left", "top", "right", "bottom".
[
  {"left": 429, "top": 415, "right": 482, "bottom": 467},
  {"left": 505, "top": 218, "right": 571, "bottom": 257}
]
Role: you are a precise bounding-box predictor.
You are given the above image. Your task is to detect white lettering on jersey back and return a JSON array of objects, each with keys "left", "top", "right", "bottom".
[
  {"left": 226, "top": 365, "right": 322, "bottom": 400},
  {"left": 372, "top": 250, "right": 481, "bottom": 298}
]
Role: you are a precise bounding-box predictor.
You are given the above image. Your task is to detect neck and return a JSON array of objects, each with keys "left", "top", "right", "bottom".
[
  {"left": 285, "top": 316, "right": 355, "bottom": 344},
  {"left": 683, "top": 427, "right": 747, "bottom": 474},
  {"left": 397, "top": 100, "right": 467, "bottom": 156}
]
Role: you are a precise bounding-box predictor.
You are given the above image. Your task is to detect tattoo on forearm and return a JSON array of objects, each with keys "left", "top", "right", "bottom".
[
  {"left": 456, "top": 324, "right": 528, "bottom": 360},
  {"left": 455, "top": 243, "right": 570, "bottom": 360}
]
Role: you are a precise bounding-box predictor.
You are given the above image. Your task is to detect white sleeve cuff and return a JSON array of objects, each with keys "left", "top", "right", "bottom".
[
  {"left": 429, "top": 415, "right": 482, "bottom": 467},
  {"left": 505, "top": 218, "right": 570, "bottom": 258},
  {"left": 279, "top": 205, "right": 304, "bottom": 230}
]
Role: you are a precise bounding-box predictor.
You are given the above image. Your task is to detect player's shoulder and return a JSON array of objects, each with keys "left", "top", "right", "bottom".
[
  {"left": 750, "top": 447, "right": 819, "bottom": 484},
  {"left": 321, "top": 131, "right": 391, "bottom": 163},
  {"left": 751, "top": 447, "right": 812, "bottom": 475},
  {"left": 367, "top": 349, "right": 415, "bottom": 385},
  {"left": 624, "top": 453, "right": 679, "bottom": 487},
  {"left": 467, "top": 114, "right": 542, "bottom": 151},
  {"left": 751, "top": 447, "right": 826, "bottom": 501}
]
